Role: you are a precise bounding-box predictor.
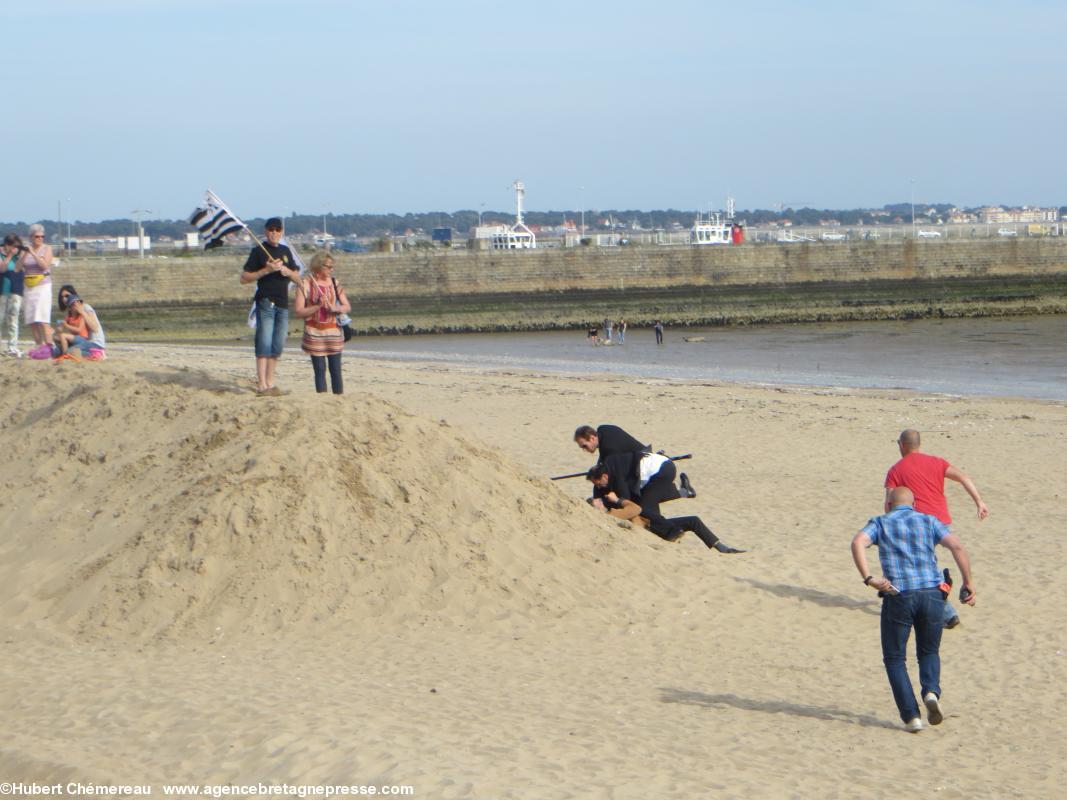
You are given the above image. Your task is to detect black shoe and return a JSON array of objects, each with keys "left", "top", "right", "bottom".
[
  {"left": 679, "top": 472, "right": 696, "bottom": 498},
  {"left": 945, "top": 616, "right": 961, "bottom": 629},
  {"left": 713, "top": 542, "right": 745, "bottom": 554}
]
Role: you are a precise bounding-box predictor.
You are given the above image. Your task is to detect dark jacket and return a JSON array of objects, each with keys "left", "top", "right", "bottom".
[
  {"left": 599, "top": 451, "right": 646, "bottom": 502},
  {"left": 596, "top": 424, "right": 648, "bottom": 461}
]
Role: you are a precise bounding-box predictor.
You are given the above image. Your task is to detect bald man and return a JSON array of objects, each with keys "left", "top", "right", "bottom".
[
  {"left": 885, "top": 430, "right": 989, "bottom": 522},
  {"left": 852, "top": 487, "right": 976, "bottom": 732},
  {"left": 885, "top": 429, "right": 988, "bottom": 629}
]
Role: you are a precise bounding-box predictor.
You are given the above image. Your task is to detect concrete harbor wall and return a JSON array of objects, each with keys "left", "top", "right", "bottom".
[
  {"left": 53, "top": 239, "right": 1067, "bottom": 334},
  {"left": 55, "top": 238, "right": 1067, "bottom": 307}
]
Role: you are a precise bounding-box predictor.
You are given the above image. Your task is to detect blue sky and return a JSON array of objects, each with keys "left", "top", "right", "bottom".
[{"left": 3, "top": 0, "right": 1065, "bottom": 222}]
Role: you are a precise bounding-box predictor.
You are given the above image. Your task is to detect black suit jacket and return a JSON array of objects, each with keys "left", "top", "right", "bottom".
[{"left": 596, "top": 424, "right": 648, "bottom": 461}]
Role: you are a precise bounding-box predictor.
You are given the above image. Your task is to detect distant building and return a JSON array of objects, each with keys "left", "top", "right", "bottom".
[{"left": 978, "top": 206, "right": 1059, "bottom": 224}]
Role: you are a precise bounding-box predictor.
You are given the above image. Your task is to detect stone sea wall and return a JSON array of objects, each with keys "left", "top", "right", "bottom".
[{"left": 54, "top": 239, "right": 1067, "bottom": 333}]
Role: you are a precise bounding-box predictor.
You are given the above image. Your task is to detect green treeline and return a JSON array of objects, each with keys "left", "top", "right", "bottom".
[{"left": 4, "top": 203, "right": 1063, "bottom": 240}]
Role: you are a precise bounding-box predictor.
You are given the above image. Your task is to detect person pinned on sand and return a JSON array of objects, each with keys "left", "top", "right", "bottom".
[
  {"left": 240, "top": 217, "right": 301, "bottom": 396},
  {"left": 586, "top": 460, "right": 743, "bottom": 554},
  {"left": 574, "top": 423, "right": 695, "bottom": 498},
  {"left": 851, "top": 486, "right": 976, "bottom": 733},
  {"left": 884, "top": 428, "right": 989, "bottom": 629}
]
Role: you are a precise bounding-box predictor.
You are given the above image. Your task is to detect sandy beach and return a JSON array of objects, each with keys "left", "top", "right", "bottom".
[{"left": 1, "top": 343, "right": 1065, "bottom": 799}]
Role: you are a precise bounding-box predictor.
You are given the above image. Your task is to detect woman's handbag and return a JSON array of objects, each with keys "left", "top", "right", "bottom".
[{"left": 331, "top": 277, "right": 353, "bottom": 341}]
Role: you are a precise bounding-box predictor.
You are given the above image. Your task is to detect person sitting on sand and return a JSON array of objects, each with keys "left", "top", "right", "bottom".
[
  {"left": 53, "top": 291, "right": 106, "bottom": 359},
  {"left": 586, "top": 459, "right": 742, "bottom": 553}
]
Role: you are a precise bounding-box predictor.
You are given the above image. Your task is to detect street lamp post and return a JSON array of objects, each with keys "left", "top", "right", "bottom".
[
  {"left": 910, "top": 179, "right": 916, "bottom": 239},
  {"left": 131, "top": 209, "right": 151, "bottom": 259},
  {"left": 579, "top": 186, "right": 585, "bottom": 238},
  {"left": 60, "top": 198, "right": 72, "bottom": 255}
]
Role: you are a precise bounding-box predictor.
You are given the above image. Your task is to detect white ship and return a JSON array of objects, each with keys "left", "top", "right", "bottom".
[
  {"left": 691, "top": 196, "right": 739, "bottom": 245},
  {"left": 472, "top": 180, "right": 536, "bottom": 250}
]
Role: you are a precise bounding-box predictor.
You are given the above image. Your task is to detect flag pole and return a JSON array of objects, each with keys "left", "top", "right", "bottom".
[{"left": 243, "top": 224, "right": 276, "bottom": 260}]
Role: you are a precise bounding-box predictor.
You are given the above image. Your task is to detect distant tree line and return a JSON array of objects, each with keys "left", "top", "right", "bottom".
[{"left": 3, "top": 203, "right": 1063, "bottom": 239}]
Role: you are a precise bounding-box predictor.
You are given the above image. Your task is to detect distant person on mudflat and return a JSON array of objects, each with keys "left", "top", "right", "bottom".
[
  {"left": 852, "top": 487, "right": 976, "bottom": 733},
  {"left": 573, "top": 423, "right": 695, "bottom": 497},
  {"left": 586, "top": 326, "right": 600, "bottom": 346},
  {"left": 240, "top": 217, "right": 301, "bottom": 396},
  {"left": 884, "top": 429, "right": 989, "bottom": 629},
  {"left": 617, "top": 318, "right": 626, "bottom": 344},
  {"left": 294, "top": 251, "right": 350, "bottom": 395},
  {"left": 654, "top": 320, "right": 664, "bottom": 345},
  {"left": 586, "top": 460, "right": 742, "bottom": 554}
]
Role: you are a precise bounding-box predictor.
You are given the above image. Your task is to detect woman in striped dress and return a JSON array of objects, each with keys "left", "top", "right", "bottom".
[{"left": 294, "top": 251, "right": 350, "bottom": 394}]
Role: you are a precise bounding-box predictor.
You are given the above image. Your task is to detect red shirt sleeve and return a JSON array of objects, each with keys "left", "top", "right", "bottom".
[{"left": 885, "top": 466, "right": 899, "bottom": 489}]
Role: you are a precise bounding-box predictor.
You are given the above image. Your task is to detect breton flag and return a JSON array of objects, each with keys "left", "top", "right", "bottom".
[{"left": 189, "top": 190, "right": 246, "bottom": 249}]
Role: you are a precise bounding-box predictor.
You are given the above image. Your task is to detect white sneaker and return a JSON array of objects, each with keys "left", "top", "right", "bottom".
[
  {"left": 904, "top": 717, "right": 923, "bottom": 733},
  {"left": 4, "top": 348, "right": 21, "bottom": 358},
  {"left": 924, "top": 692, "right": 943, "bottom": 725}
]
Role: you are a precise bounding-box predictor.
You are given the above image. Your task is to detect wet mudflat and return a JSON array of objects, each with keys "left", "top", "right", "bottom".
[{"left": 341, "top": 315, "right": 1067, "bottom": 401}]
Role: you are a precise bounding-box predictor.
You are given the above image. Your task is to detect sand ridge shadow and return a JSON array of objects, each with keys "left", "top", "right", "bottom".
[
  {"left": 17, "top": 384, "right": 97, "bottom": 429},
  {"left": 135, "top": 369, "right": 246, "bottom": 394},
  {"left": 734, "top": 577, "right": 879, "bottom": 615},
  {"left": 660, "top": 688, "right": 897, "bottom": 730}
]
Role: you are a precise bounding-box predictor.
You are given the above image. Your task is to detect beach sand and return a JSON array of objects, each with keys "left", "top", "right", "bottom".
[{"left": 1, "top": 344, "right": 1065, "bottom": 799}]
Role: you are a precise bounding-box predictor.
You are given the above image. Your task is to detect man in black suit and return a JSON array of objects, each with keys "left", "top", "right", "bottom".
[{"left": 573, "top": 424, "right": 695, "bottom": 497}]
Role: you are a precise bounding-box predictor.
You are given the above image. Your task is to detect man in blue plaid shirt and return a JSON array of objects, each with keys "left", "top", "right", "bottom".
[{"left": 851, "top": 487, "right": 977, "bottom": 732}]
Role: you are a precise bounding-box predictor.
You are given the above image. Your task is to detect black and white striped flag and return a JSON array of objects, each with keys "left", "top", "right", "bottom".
[{"left": 189, "top": 190, "right": 246, "bottom": 249}]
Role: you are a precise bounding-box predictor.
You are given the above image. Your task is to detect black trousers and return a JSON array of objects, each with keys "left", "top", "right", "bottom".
[
  {"left": 646, "top": 515, "right": 720, "bottom": 549},
  {"left": 637, "top": 461, "right": 680, "bottom": 520},
  {"left": 311, "top": 354, "right": 343, "bottom": 394}
]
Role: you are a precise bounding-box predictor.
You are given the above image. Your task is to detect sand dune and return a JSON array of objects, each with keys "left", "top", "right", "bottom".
[{"left": 0, "top": 366, "right": 674, "bottom": 641}]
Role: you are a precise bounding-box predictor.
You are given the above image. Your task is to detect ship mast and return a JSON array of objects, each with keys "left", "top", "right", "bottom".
[{"left": 513, "top": 180, "right": 526, "bottom": 226}]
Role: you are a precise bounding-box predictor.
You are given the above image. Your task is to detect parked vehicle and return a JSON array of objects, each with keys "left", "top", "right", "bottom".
[
  {"left": 917, "top": 230, "right": 942, "bottom": 238},
  {"left": 821, "top": 232, "right": 848, "bottom": 241},
  {"left": 998, "top": 228, "right": 1018, "bottom": 237}
]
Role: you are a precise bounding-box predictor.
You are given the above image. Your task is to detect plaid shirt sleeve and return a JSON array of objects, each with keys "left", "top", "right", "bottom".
[{"left": 861, "top": 517, "right": 882, "bottom": 545}]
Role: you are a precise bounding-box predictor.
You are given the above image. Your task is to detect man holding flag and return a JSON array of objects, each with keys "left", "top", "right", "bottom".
[
  {"left": 190, "top": 191, "right": 304, "bottom": 396},
  {"left": 240, "top": 217, "right": 301, "bottom": 395}
]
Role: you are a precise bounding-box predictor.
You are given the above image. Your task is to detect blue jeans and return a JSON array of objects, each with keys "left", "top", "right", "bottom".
[
  {"left": 880, "top": 588, "right": 944, "bottom": 721},
  {"left": 254, "top": 299, "right": 288, "bottom": 358},
  {"left": 71, "top": 335, "right": 103, "bottom": 356}
]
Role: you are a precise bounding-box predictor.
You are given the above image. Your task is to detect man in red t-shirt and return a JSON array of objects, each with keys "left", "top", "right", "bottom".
[
  {"left": 884, "top": 429, "right": 989, "bottom": 629},
  {"left": 884, "top": 430, "right": 990, "bottom": 523}
]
